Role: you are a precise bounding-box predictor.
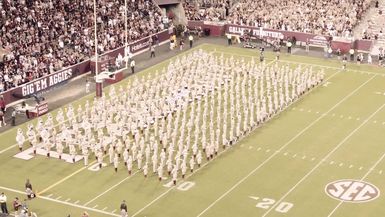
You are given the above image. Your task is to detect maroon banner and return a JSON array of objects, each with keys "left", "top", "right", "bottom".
[
  {"left": 36, "top": 102, "right": 48, "bottom": 116},
  {"left": 225, "top": 24, "right": 332, "bottom": 46},
  {"left": 354, "top": 39, "right": 373, "bottom": 52}
]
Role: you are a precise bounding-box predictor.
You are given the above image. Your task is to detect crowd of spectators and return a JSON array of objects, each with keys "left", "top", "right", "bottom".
[
  {"left": 183, "top": 0, "right": 231, "bottom": 21},
  {"left": 184, "top": 0, "right": 372, "bottom": 38},
  {"left": 0, "top": 0, "right": 166, "bottom": 92}
]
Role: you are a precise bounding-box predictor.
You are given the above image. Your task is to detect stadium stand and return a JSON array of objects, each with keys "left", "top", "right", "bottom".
[{"left": 0, "top": 0, "right": 166, "bottom": 92}]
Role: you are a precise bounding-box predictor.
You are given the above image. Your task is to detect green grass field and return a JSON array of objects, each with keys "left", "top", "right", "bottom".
[{"left": 1, "top": 43, "right": 385, "bottom": 217}]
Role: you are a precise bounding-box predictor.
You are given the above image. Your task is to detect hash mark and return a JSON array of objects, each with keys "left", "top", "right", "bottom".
[
  {"left": 248, "top": 146, "right": 253, "bottom": 149},
  {"left": 47, "top": 194, "right": 53, "bottom": 198},
  {"left": 340, "top": 115, "right": 344, "bottom": 118},
  {"left": 359, "top": 166, "right": 363, "bottom": 170},
  {"left": 373, "top": 120, "right": 377, "bottom": 124},
  {"left": 357, "top": 118, "right": 360, "bottom": 121},
  {"left": 102, "top": 207, "right": 108, "bottom": 211},
  {"left": 302, "top": 156, "right": 306, "bottom": 160},
  {"left": 292, "top": 154, "right": 297, "bottom": 158},
  {"left": 284, "top": 152, "right": 288, "bottom": 156},
  {"left": 316, "top": 111, "right": 320, "bottom": 114},
  {"left": 55, "top": 196, "right": 62, "bottom": 200},
  {"left": 93, "top": 205, "right": 98, "bottom": 209},
  {"left": 308, "top": 110, "right": 311, "bottom": 113},
  {"left": 112, "top": 209, "right": 117, "bottom": 213},
  {"left": 339, "top": 163, "right": 344, "bottom": 167},
  {"left": 379, "top": 170, "right": 383, "bottom": 174},
  {"left": 330, "top": 161, "right": 334, "bottom": 165},
  {"left": 65, "top": 198, "right": 71, "bottom": 202},
  {"left": 349, "top": 165, "right": 354, "bottom": 168},
  {"left": 332, "top": 113, "right": 336, "bottom": 117},
  {"left": 311, "top": 157, "right": 315, "bottom": 161},
  {"left": 74, "top": 200, "right": 80, "bottom": 204},
  {"left": 266, "top": 149, "right": 271, "bottom": 153},
  {"left": 299, "top": 108, "right": 304, "bottom": 112},
  {"left": 348, "top": 116, "right": 352, "bottom": 119},
  {"left": 257, "top": 147, "right": 261, "bottom": 151}
]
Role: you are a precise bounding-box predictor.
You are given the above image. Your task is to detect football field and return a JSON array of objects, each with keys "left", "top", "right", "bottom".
[{"left": 0, "top": 43, "right": 385, "bottom": 217}]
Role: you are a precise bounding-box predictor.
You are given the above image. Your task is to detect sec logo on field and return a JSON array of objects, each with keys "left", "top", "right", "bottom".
[{"left": 325, "top": 180, "right": 380, "bottom": 203}]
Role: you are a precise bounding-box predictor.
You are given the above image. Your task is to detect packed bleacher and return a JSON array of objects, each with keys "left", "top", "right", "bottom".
[
  {"left": 185, "top": 0, "right": 372, "bottom": 38},
  {"left": 0, "top": 0, "right": 166, "bottom": 92},
  {"left": 183, "top": 0, "right": 231, "bottom": 21}
]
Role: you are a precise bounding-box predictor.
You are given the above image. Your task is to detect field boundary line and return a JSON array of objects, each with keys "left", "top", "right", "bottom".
[
  {"left": 0, "top": 185, "right": 119, "bottom": 217},
  {"left": 131, "top": 67, "right": 340, "bottom": 217},
  {"left": 195, "top": 74, "right": 376, "bottom": 217},
  {"left": 261, "top": 102, "right": 385, "bottom": 217},
  {"left": 326, "top": 152, "right": 385, "bottom": 217},
  {"left": 83, "top": 170, "right": 141, "bottom": 206},
  {"left": 212, "top": 50, "right": 384, "bottom": 76}
]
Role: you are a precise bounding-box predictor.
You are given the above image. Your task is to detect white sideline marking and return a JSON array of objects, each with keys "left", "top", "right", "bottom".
[
  {"left": 0, "top": 186, "right": 119, "bottom": 217},
  {"left": 83, "top": 170, "right": 141, "bottom": 206},
  {"left": 194, "top": 72, "right": 372, "bottom": 217},
  {"left": 261, "top": 102, "right": 385, "bottom": 217},
  {"left": 327, "top": 153, "right": 385, "bottom": 217}
]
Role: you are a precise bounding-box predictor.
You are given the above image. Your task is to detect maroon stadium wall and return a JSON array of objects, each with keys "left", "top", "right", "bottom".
[
  {"left": 2, "top": 30, "right": 171, "bottom": 105},
  {"left": 187, "top": 22, "right": 373, "bottom": 53}
]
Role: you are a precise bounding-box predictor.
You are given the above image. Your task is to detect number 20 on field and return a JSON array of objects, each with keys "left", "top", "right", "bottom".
[{"left": 249, "top": 196, "right": 294, "bottom": 213}]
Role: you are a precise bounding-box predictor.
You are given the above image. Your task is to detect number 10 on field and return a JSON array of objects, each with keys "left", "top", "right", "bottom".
[{"left": 249, "top": 196, "right": 294, "bottom": 213}]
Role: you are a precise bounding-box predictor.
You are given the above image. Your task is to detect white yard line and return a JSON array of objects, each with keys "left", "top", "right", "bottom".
[
  {"left": 194, "top": 74, "right": 375, "bottom": 217},
  {"left": 131, "top": 69, "right": 341, "bottom": 217},
  {"left": 83, "top": 170, "right": 141, "bottom": 206},
  {"left": 326, "top": 153, "right": 385, "bottom": 217},
  {"left": 0, "top": 185, "right": 119, "bottom": 217},
  {"left": 261, "top": 102, "right": 385, "bottom": 217},
  {"left": 38, "top": 162, "right": 96, "bottom": 195}
]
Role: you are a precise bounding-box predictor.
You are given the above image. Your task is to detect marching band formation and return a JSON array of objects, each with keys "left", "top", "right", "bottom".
[{"left": 15, "top": 50, "right": 324, "bottom": 185}]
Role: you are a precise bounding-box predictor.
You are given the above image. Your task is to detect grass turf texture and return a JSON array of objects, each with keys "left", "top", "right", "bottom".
[{"left": 0, "top": 43, "right": 385, "bottom": 217}]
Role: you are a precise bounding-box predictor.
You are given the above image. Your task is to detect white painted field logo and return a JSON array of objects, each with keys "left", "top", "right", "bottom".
[{"left": 325, "top": 180, "right": 380, "bottom": 203}]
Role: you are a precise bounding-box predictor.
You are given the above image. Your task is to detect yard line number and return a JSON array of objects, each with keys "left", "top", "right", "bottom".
[
  {"left": 163, "top": 181, "right": 195, "bottom": 191},
  {"left": 249, "top": 196, "right": 294, "bottom": 213}
]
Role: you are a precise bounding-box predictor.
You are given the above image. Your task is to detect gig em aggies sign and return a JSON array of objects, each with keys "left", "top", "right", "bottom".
[
  {"left": 325, "top": 180, "right": 380, "bottom": 203},
  {"left": 21, "top": 69, "right": 73, "bottom": 96}
]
